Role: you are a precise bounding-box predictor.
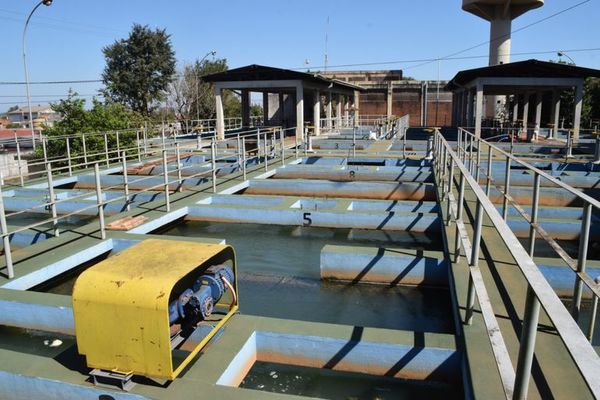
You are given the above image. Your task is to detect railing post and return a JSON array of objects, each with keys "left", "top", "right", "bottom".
[
  {"left": 0, "top": 182, "right": 14, "bottom": 279},
  {"left": 121, "top": 151, "right": 130, "bottom": 212},
  {"left": 403, "top": 127, "right": 407, "bottom": 159},
  {"left": 66, "top": 137, "right": 72, "bottom": 176},
  {"left": 175, "top": 142, "right": 182, "bottom": 192},
  {"left": 528, "top": 173, "right": 541, "bottom": 256},
  {"left": 304, "top": 127, "right": 308, "bottom": 157},
  {"left": 454, "top": 173, "right": 466, "bottom": 262},
  {"left": 104, "top": 133, "right": 109, "bottom": 167},
  {"left": 475, "top": 136, "right": 481, "bottom": 181},
  {"left": 161, "top": 125, "right": 166, "bottom": 150},
  {"left": 42, "top": 135, "right": 48, "bottom": 165},
  {"left": 82, "top": 134, "right": 88, "bottom": 167},
  {"left": 446, "top": 158, "right": 455, "bottom": 226},
  {"left": 588, "top": 277, "right": 599, "bottom": 341},
  {"left": 468, "top": 133, "right": 474, "bottom": 175},
  {"left": 197, "top": 131, "right": 202, "bottom": 150},
  {"left": 465, "top": 197, "right": 484, "bottom": 325},
  {"left": 242, "top": 136, "right": 247, "bottom": 180},
  {"left": 162, "top": 150, "right": 171, "bottom": 212},
  {"left": 211, "top": 139, "right": 218, "bottom": 193},
  {"left": 94, "top": 163, "right": 106, "bottom": 240},
  {"left": 264, "top": 131, "right": 269, "bottom": 172},
  {"left": 566, "top": 130, "right": 574, "bottom": 158},
  {"left": 236, "top": 134, "right": 242, "bottom": 173},
  {"left": 256, "top": 129, "right": 262, "bottom": 164},
  {"left": 485, "top": 145, "right": 493, "bottom": 196},
  {"left": 502, "top": 154, "right": 512, "bottom": 221},
  {"left": 143, "top": 126, "right": 148, "bottom": 155},
  {"left": 46, "top": 162, "right": 59, "bottom": 237},
  {"left": 136, "top": 130, "right": 142, "bottom": 163},
  {"left": 572, "top": 201, "right": 593, "bottom": 320},
  {"left": 280, "top": 128, "right": 285, "bottom": 166},
  {"left": 352, "top": 126, "right": 357, "bottom": 158},
  {"left": 15, "top": 134, "right": 24, "bottom": 187},
  {"left": 513, "top": 286, "right": 541, "bottom": 400},
  {"left": 116, "top": 130, "right": 120, "bottom": 154},
  {"left": 457, "top": 128, "right": 463, "bottom": 161}
]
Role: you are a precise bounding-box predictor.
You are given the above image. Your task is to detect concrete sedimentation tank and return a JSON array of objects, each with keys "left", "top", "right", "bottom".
[{"left": 462, "top": 0, "right": 544, "bottom": 117}]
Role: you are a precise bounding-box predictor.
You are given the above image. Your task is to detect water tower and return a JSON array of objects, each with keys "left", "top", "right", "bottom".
[{"left": 463, "top": 0, "right": 544, "bottom": 118}]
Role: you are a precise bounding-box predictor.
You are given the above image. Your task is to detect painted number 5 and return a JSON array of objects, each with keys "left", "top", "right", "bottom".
[{"left": 302, "top": 212, "right": 312, "bottom": 226}]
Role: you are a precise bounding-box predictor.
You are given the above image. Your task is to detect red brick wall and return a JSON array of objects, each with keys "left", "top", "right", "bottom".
[{"left": 358, "top": 88, "right": 453, "bottom": 127}]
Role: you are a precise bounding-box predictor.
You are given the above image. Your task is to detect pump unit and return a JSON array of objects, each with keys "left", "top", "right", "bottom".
[{"left": 72, "top": 239, "right": 238, "bottom": 387}]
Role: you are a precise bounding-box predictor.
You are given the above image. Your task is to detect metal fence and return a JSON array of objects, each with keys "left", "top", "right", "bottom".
[
  {"left": 0, "top": 126, "right": 300, "bottom": 280},
  {"left": 434, "top": 127, "right": 600, "bottom": 399}
]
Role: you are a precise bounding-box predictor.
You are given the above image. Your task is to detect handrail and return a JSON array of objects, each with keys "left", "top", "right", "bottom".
[
  {"left": 457, "top": 127, "right": 600, "bottom": 313},
  {"left": 0, "top": 126, "right": 300, "bottom": 280},
  {"left": 435, "top": 129, "right": 600, "bottom": 399},
  {"left": 459, "top": 128, "right": 600, "bottom": 208}
]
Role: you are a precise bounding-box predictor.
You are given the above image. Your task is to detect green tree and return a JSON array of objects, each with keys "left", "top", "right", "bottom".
[
  {"left": 102, "top": 24, "right": 176, "bottom": 116},
  {"left": 583, "top": 78, "right": 600, "bottom": 128},
  {"left": 38, "top": 92, "right": 145, "bottom": 165}
]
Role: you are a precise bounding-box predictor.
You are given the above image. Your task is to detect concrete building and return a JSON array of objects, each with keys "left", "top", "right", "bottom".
[
  {"left": 7, "top": 105, "right": 59, "bottom": 129},
  {"left": 323, "top": 70, "right": 453, "bottom": 127}
]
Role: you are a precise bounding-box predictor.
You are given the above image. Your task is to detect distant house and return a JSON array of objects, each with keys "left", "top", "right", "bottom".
[{"left": 6, "top": 105, "right": 60, "bottom": 129}]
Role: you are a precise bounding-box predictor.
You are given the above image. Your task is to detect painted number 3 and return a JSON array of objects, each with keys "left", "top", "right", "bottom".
[{"left": 302, "top": 212, "right": 312, "bottom": 226}]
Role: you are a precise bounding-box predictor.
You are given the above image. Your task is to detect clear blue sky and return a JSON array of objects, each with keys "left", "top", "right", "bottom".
[{"left": 1, "top": 0, "right": 599, "bottom": 112}]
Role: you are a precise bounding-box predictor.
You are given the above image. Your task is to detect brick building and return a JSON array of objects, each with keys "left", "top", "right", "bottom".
[{"left": 322, "top": 70, "right": 453, "bottom": 127}]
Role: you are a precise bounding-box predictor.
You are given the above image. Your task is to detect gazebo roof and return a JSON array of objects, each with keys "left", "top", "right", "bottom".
[
  {"left": 446, "top": 59, "right": 600, "bottom": 91},
  {"left": 202, "top": 64, "right": 364, "bottom": 92}
]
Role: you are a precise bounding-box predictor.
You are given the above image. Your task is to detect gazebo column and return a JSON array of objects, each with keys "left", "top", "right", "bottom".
[
  {"left": 214, "top": 85, "right": 225, "bottom": 140},
  {"left": 466, "top": 89, "right": 474, "bottom": 128},
  {"left": 461, "top": 90, "right": 468, "bottom": 126},
  {"left": 241, "top": 89, "right": 251, "bottom": 128},
  {"left": 573, "top": 82, "right": 584, "bottom": 143},
  {"left": 326, "top": 92, "right": 333, "bottom": 131},
  {"left": 522, "top": 93, "right": 530, "bottom": 139},
  {"left": 512, "top": 95, "right": 519, "bottom": 123},
  {"left": 475, "top": 82, "right": 484, "bottom": 138},
  {"left": 296, "top": 83, "right": 304, "bottom": 145},
  {"left": 550, "top": 90, "right": 561, "bottom": 139},
  {"left": 534, "top": 91, "right": 543, "bottom": 141},
  {"left": 344, "top": 95, "right": 350, "bottom": 127},
  {"left": 262, "top": 92, "right": 269, "bottom": 126},
  {"left": 336, "top": 94, "right": 342, "bottom": 129},
  {"left": 313, "top": 90, "right": 321, "bottom": 136}
]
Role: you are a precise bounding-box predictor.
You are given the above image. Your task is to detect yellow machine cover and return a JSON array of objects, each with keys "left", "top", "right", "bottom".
[{"left": 72, "top": 239, "right": 233, "bottom": 379}]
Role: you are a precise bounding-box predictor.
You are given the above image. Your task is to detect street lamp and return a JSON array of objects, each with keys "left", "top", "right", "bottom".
[
  {"left": 557, "top": 51, "right": 576, "bottom": 65},
  {"left": 23, "top": 0, "right": 53, "bottom": 150},
  {"left": 195, "top": 50, "right": 217, "bottom": 122}
]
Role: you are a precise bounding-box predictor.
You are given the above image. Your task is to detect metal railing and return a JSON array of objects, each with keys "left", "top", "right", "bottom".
[
  {"left": 434, "top": 128, "right": 600, "bottom": 399},
  {"left": 0, "top": 126, "right": 300, "bottom": 280}
]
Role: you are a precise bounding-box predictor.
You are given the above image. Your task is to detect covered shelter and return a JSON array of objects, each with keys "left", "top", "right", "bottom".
[
  {"left": 446, "top": 59, "right": 600, "bottom": 141},
  {"left": 202, "top": 64, "right": 363, "bottom": 141}
]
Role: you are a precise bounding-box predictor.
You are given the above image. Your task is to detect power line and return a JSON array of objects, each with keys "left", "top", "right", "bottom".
[
  {"left": 403, "top": 0, "right": 592, "bottom": 71},
  {"left": 298, "top": 0, "right": 592, "bottom": 72},
  {"left": 0, "top": 94, "right": 101, "bottom": 98},
  {"left": 0, "top": 7, "right": 125, "bottom": 33},
  {"left": 296, "top": 47, "right": 600, "bottom": 71},
  {"left": 0, "top": 79, "right": 102, "bottom": 86}
]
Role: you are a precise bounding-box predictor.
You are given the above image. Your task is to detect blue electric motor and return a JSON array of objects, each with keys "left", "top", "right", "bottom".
[{"left": 167, "top": 264, "right": 234, "bottom": 325}]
